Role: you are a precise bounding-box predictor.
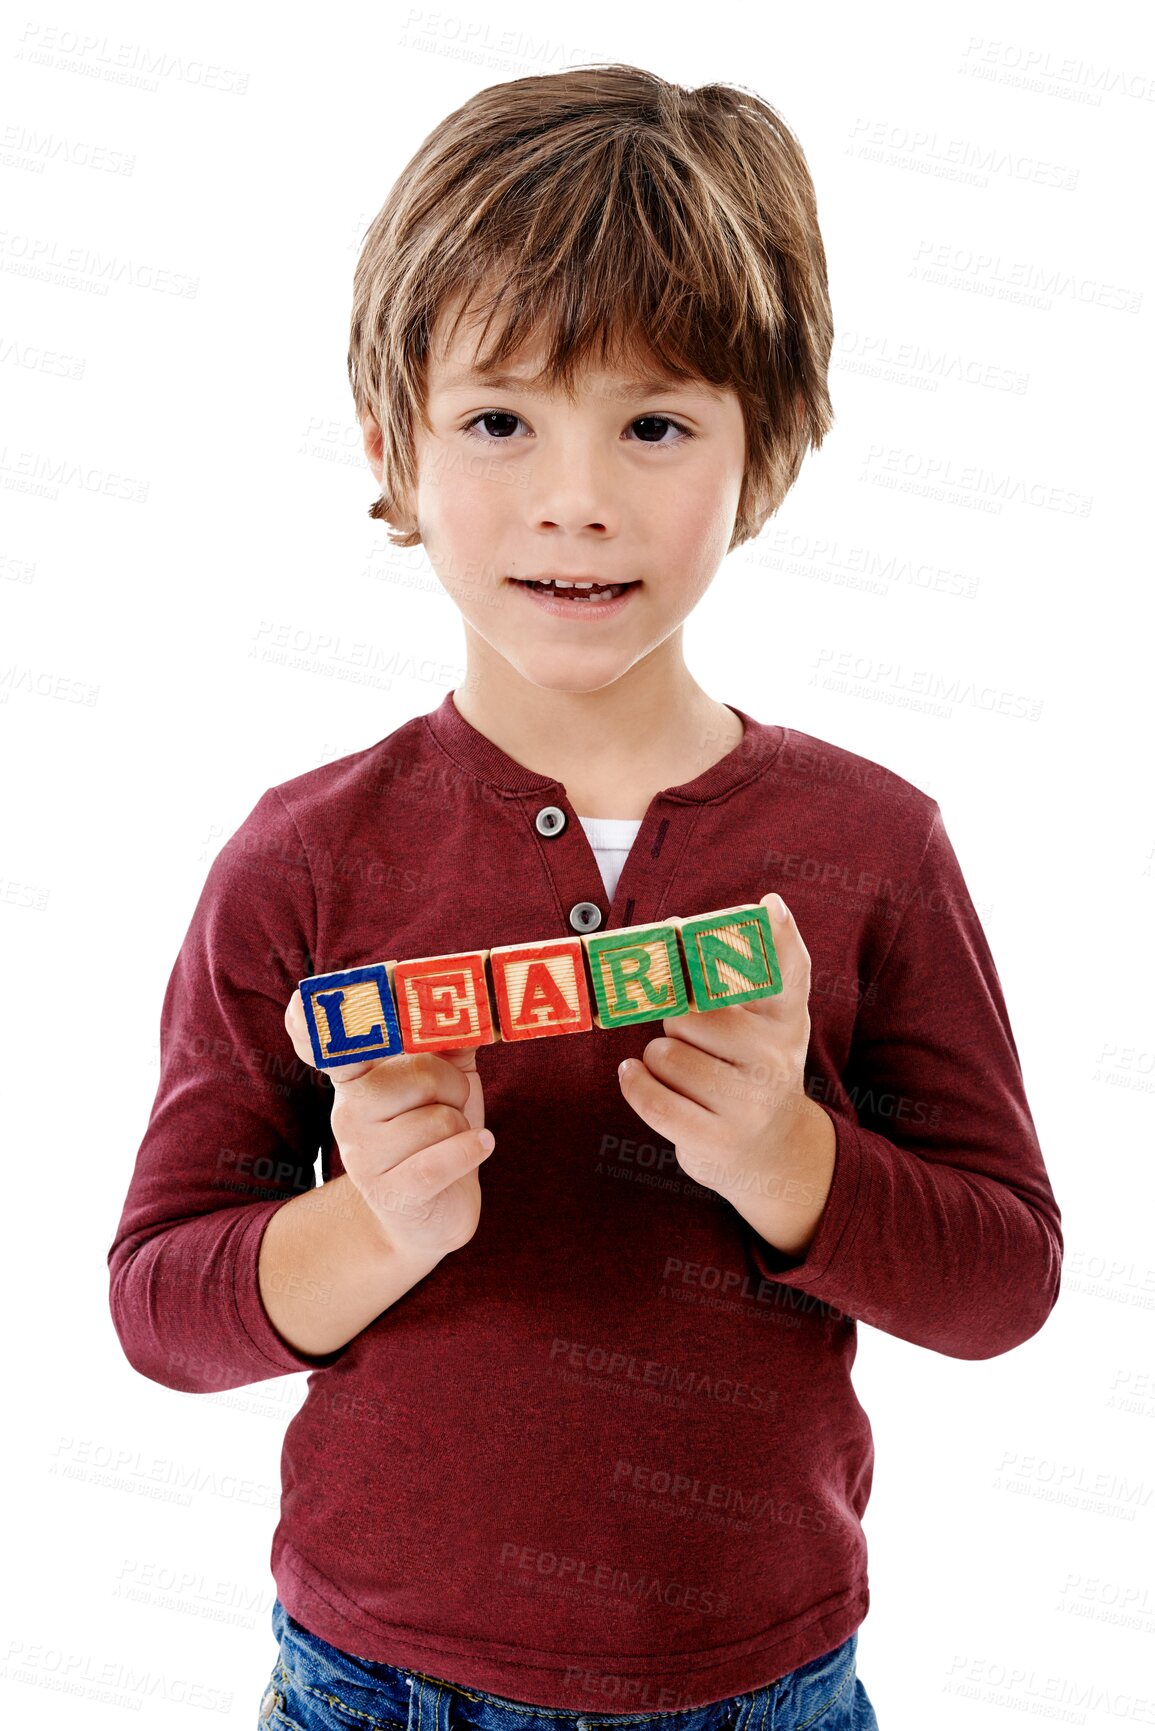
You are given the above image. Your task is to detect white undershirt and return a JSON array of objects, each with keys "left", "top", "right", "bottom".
[{"left": 577, "top": 814, "right": 643, "bottom": 903}]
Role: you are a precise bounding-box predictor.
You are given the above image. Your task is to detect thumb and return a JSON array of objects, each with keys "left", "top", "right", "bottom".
[
  {"left": 762, "top": 890, "right": 791, "bottom": 933},
  {"left": 284, "top": 988, "right": 380, "bottom": 1084},
  {"left": 752, "top": 891, "right": 809, "bottom": 1004}
]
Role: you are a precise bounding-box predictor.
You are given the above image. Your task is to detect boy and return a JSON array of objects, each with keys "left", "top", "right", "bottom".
[{"left": 107, "top": 62, "right": 1062, "bottom": 1730}]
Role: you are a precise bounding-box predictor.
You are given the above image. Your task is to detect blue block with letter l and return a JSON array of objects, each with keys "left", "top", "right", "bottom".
[{"left": 299, "top": 963, "right": 403, "bottom": 1069}]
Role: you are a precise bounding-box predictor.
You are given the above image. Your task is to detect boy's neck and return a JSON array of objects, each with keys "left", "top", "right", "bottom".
[{"left": 449, "top": 662, "right": 745, "bottom": 820}]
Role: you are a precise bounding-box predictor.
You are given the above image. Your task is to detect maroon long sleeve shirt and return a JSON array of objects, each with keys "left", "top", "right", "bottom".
[{"left": 107, "top": 692, "right": 1062, "bottom": 1708}]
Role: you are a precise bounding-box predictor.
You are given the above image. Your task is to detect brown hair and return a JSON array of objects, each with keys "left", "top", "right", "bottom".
[{"left": 348, "top": 62, "right": 833, "bottom": 552}]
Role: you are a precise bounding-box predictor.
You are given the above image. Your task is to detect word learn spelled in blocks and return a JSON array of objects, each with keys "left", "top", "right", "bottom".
[{"left": 298, "top": 904, "right": 783, "bottom": 1071}]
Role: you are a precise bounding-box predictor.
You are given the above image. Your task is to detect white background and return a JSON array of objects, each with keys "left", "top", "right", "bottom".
[{"left": 2, "top": 0, "right": 1153, "bottom": 1725}]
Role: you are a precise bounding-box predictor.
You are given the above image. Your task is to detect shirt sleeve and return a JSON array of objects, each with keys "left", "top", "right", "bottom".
[
  {"left": 748, "top": 800, "right": 1063, "bottom": 1359},
  {"left": 107, "top": 787, "right": 345, "bottom": 1392}
]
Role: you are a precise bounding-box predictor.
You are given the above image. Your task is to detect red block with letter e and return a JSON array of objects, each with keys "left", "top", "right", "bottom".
[
  {"left": 386, "top": 950, "right": 499, "bottom": 1052},
  {"left": 489, "top": 935, "right": 594, "bottom": 1042}
]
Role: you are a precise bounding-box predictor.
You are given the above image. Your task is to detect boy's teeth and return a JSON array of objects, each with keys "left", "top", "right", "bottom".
[{"left": 528, "top": 578, "right": 624, "bottom": 599}]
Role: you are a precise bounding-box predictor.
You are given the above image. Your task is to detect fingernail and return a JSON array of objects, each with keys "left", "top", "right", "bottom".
[{"left": 772, "top": 893, "right": 790, "bottom": 921}]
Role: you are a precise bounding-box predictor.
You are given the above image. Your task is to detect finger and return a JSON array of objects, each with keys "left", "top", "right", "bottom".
[
  {"left": 634, "top": 1035, "right": 739, "bottom": 1117},
  {"left": 361, "top": 1125, "right": 495, "bottom": 1223},
  {"left": 763, "top": 891, "right": 810, "bottom": 985},
  {"left": 618, "top": 1054, "right": 717, "bottom": 1143},
  {"left": 284, "top": 989, "right": 378, "bottom": 1083},
  {"left": 336, "top": 1097, "right": 476, "bottom": 1176}
]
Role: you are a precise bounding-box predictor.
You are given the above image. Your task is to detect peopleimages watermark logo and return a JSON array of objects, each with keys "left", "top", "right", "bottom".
[
  {"left": 1064, "top": 1245, "right": 1155, "bottom": 1311},
  {"left": 910, "top": 237, "right": 1142, "bottom": 314},
  {"left": 943, "top": 1653, "right": 1155, "bottom": 1723},
  {"left": 247, "top": 619, "right": 463, "bottom": 694},
  {"left": 496, "top": 1538, "right": 731, "bottom": 1619},
  {"left": 845, "top": 115, "right": 1079, "bottom": 191},
  {"left": 47, "top": 1435, "right": 278, "bottom": 1510},
  {"left": 740, "top": 529, "right": 979, "bottom": 601},
  {"left": 14, "top": 21, "right": 250, "bottom": 95},
  {"left": 832, "top": 327, "right": 1028, "bottom": 395},
  {"left": 809, "top": 648, "right": 1043, "bottom": 723},
  {"left": 958, "top": 35, "right": 1155, "bottom": 106},
  {"left": 859, "top": 443, "right": 1093, "bottom": 517},
  {"left": 990, "top": 1450, "right": 1152, "bottom": 1523},
  {"left": 0, "top": 1640, "right": 234, "bottom": 1716}
]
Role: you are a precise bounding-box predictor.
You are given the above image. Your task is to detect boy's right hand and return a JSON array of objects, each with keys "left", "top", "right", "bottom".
[{"left": 285, "top": 990, "right": 495, "bottom": 1264}]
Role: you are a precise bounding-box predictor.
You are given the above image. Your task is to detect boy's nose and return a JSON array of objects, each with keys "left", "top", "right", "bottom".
[{"left": 522, "top": 438, "right": 621, "bottom": 531}]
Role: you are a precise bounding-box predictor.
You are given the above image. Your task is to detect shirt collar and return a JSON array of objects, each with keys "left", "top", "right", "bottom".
[{"left": 422, "top": 689, "right": 784, "bottom": 804}]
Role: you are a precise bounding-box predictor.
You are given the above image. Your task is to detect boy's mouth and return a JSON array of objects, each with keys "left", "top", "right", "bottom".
[{"left": 511, "top": 577, "right": 640, "bottom": 603}]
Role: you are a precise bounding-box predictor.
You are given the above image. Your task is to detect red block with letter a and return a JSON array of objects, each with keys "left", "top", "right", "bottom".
[
  {"left": 387, "top": 950, "right": 499, "bottom": 1053},
  {"left": 489, "top": 936, "right": 594, "bottom": 1042}
]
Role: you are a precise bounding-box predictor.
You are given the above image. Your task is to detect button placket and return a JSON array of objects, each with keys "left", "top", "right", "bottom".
[
  {"left": 528, "top": 795, "right": 609, "bottom": 935},
  {"left": 530, "top": 792, "right": 686, "bottom": 935}
]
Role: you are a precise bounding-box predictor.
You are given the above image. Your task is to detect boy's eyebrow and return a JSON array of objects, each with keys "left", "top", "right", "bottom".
[{"left": 433, "top": 365, "right": 722, "bottom": 400}]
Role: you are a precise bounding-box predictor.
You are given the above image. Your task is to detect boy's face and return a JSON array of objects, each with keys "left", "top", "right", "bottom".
[{"left": 362, "top": 295, "right": 749, "bottom": 698}]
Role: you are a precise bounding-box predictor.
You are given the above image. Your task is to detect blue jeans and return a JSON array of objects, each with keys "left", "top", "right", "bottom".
[{"left": 258, "top": 1599, "right": 879, "bottom": 1729}]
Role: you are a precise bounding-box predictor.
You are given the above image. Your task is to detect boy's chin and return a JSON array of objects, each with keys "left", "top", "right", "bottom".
[{"left": 508, "top": 646, "right": 644, "bottom": 692}]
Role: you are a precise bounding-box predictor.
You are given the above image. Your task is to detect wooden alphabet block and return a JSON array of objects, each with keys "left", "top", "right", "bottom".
[
  {"left": 299, "top": 963, "right": 404, "bottom": 1070},
  {"left": 670, "top": 903, "right": 783, "bottom": 1011},
  {"left": 387, "top": 949, "right": 499, "bottom": 1053},
  {"left": 582, "top": 920, "right": 691, "bottom": 1030},
  {"left": 489, "top": 936, "right": 594, "bottom": 1041},
  {"left": 294, "top": 897, "right": 786, "bottom": 1066}
]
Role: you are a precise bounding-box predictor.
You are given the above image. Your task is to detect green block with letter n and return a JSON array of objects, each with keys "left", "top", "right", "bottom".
[{"left": 670, "top": 903, "right": 783, "bottom": 1011}]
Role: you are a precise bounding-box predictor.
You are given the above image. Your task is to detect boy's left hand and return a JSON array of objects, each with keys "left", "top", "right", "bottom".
[{"left": 616, "top": 892, "right": 836, "bottom": 1260}]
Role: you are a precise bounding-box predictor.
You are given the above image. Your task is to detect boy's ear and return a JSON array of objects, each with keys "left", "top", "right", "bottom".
[
  {"left": 359, "top": 407, "right": 422, "bottom": 543},
  {"left": 360, "top": 408, "right": 384, "bottom": 482}
]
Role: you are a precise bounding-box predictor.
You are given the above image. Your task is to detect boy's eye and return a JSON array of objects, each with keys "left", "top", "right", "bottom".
[
  {"left": 464, "top": 411, "right": 523, "bottom": 440},
  {"left": 461, "top": 411, "right": 692, "bottom": 446},
  {"left": 632, "top": 416, "right": 691, "bottom": 444}
]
